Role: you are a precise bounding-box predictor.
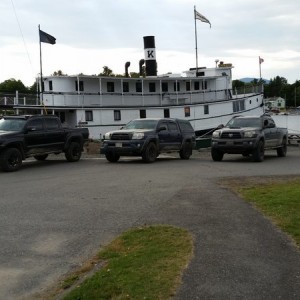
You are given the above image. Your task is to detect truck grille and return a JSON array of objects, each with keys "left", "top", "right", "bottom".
[
  {"left": 111, "top": 133, "right": 131, "bottom": 140},
  {"left": 221, "top": 132, "right": 242, "bottom": 139}
]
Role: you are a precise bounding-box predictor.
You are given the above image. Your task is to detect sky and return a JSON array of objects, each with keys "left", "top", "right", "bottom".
[{"left": 1, "top": 0, "right": 299, "bottom": 87}]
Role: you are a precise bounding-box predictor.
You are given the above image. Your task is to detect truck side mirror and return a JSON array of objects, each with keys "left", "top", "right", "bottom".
[
  {"left": 264, "top": 120, "right": 268, "bottom": 127},
  {"left": 25, "top": 126, "right": 36, "bottom": 132}
]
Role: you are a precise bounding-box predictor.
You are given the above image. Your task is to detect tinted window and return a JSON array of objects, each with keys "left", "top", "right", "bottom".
[
  {"left": 45, "top": 118, "right": 60, "bottom": 130},
  {"left": 178, "top": 120, "right": 194, "bottom": 132},
  {"left": 168, "top": 122, "right": 179, "bottom": 132},
  {"left": 27, "top": 119, "right": 43, "bottom": 131}
]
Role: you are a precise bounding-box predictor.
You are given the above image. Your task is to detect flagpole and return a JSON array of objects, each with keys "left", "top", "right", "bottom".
[
  {"left": 194, "top": 6, "right": 198, "bottom": 75},
  {"left": 39, "top": 24, "right": 44, "bottom": 104}
]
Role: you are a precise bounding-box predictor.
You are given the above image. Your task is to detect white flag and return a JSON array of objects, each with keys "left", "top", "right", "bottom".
[{"left": 195, "top": 10, "right": 211, "bottom": 28}]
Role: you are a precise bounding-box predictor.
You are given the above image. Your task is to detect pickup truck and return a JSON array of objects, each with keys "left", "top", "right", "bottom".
[
  {"left": 211, "top": 114, "right": 288, "bottom": 162},
  {"left": 0, "top": 115, "right": 89, "bottom": 171},
  {"left": 100, "top": 118, "right": 196, "bottom": 163}
]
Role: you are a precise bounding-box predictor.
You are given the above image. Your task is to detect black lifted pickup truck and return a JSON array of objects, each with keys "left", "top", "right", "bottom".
[
  {"left": 100, "top": 118, "right": 196, "bottom": 163},
  {"left": 211, "top": 114, "right": 288, "bottom": 162},
  {"left": 0, "top": 115, "right": 89, "bottom": 171}
]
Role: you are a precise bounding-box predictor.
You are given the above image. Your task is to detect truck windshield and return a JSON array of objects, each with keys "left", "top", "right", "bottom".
[
  {"left": 124, "top": 120, "right": 159, "bottom": 130},
  {"left": 227, "top": 118, "right": 261, "bottom": 128},
  {"left": 0, "top": 118, "right": 26, "bottom": 131}
]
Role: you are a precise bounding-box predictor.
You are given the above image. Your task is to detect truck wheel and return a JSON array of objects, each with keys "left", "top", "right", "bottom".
[
  {"left": 34, "top": 154, "right": 48, "bottom": 161},
  {"left": 211, "top": 148, "right": 224, "bottom": 161},
  {"left": 252, "top": 140, "right": 264, "bottom": 162},
  {"left": 0, "top": 148, "right": 22, "bottom": 172},
  {"left": 180, "top": 142, "right": 192, "bottom": 159},
  {"left": 277, "top": 138, "right": 287, "bottom": 157},
  {"left": 65, "top": 142, "right": 82, "bottom": 162},
  {"left": 105, "top": 152, "right": 120, "bottom": 162},
  {"left": 142, "top": 142, "right": 157, "bottom": 163}
]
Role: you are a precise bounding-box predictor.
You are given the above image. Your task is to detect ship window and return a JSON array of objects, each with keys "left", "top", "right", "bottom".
[
  {"left": 85, "top": 110, "right": 93, "bottom": 121},
  {"left": 123, "top": 82, "right": 129, "bottom": 93},
  {"left": 75, "top": 80, "right": 84, "bottom": 91},
  {"left": 149, "top": 82, "right": 156, "bottom": 92},
  {"left": 114, "top": 110, "right": 121, "bottom": 121},
  {"left": 140, "top": 109, "right": 146, "bottom": 118},
  {"left": 202, "top": 81, "right": 208, "bottom": 90},
  {"left": 184, "top": 106, "right": 190, "bottom": 117},
  {"left": 107, "top": 82, "right": 115, "bottom": 93},
  {"left": 233, "top": 100, "right": 245, "bottom": 112},
  {"left": 164, "top": 109, "right": 170, "bottom": 118},
  {"left": 240, "top": 100, "right": 245, "bottom": 111},
  {"left": 136, "top": 81, "right": 142, "bottom": 93},
  {"left": 194, "top": 81, "right": 200, "bottom": 90},
  {"left": 49, "top": 80, "right": 53, "bottom": 91},
  {"left": 204, "top": 104, "right": 209, "bottom": 115},
  {"left": 186, "top": 82, "right": 191, "bottom": 91},
  {"left": 174, "top": 82, "right": 180, "bottom": 92},
  {"left": 162, "top": 82, "right": 168, "bottom": 92}
]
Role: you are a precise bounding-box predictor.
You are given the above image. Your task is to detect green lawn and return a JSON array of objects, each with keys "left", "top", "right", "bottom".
[
  {"left": 61, "top": 225, "right": 193, "bottom": 300},
  {"left": 227, "top": 177, "right": 300, "bottom": 248}
]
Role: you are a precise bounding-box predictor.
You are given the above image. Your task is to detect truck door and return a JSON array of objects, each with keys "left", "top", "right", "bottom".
[
  {"left": 167, "top": 121, "right": 181, "bottom": 150},
  {"left": 24, "top": 118, "right": 46, "bottom": 154},
  {"left": 44, "top": 118, "right": 65, "bottom": 151},
  {"left": 265, "top": 118, "right": 278, "bottom": 147},
  {"left": 157, "top": 121, "right": 170, "bottom": 150}
]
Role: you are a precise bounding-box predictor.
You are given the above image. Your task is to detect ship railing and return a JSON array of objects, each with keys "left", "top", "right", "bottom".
[
  {"left": 5, "top": 85, "right": 263, "bottom": 109},
  {"left": 0, "top": 92, "right": 39, "bottom": 106},
  {"left": 0, "top": 95, "right": 15, "bottom": 106},
  {"left": 233, "top": 84, "right": 263, "bottom": 97}
]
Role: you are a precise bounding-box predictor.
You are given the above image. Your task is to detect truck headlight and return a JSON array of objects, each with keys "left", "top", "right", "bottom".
[
  {"left": 132, "top": 132, "right": 144, "bottom": 140},
  {"left": 244, "top": 131, "right": 257, "bottom": 138},
  {"left": 104, "top": 132, "right": 112, "bottom": 140},
  {"left": 212, "top": 131, "right": 220, "bottom": 138}
]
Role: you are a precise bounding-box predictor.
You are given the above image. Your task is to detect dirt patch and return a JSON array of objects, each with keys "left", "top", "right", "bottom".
[{"left": 84, "top": 140, "right": 101, "bottom": 155}]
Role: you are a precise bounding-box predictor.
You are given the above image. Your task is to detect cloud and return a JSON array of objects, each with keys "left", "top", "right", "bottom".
[{"left": 1, "top": 0, "right": 299, "bottom": 86}]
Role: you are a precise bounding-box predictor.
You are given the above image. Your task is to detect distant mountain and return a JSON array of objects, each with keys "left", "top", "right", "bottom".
[{"left": 238, "top": 77, "right": 270, "bottom": 84}]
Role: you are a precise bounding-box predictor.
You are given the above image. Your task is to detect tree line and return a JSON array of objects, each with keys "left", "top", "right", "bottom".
[{"left": 1, "top": 67, "right": 300, "bottom": 107}]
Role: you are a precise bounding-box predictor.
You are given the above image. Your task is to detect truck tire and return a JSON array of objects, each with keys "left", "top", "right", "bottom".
[
  {"left": 34, "top": 154, "right": 48, "bottom": 161},
  {"left": 0, "top": 148, "right": 22, "bottom": 172},
  {"left": 179, "top": 142, "right": 192, "bottom": 159},
  {"left": 277, "top": 138, "right": 287, "bottom": 157},
  {"left": 211, "top": 148, "right": 224, "bottom": 161},
  {"left": 105, "top": 152, "right": 120, "bottom": 162},
  {"left": 142, "top": 142, "right": 157, "bottom": 163},
  {"left": 65, "top": 142, "right": 82, "bottom": 162},
  {"left": 252, "top": 140, "right": 264, "bottom": 162}
]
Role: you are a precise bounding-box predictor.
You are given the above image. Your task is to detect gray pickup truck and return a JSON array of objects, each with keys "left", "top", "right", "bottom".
[{"left": 211, "top": 114, "right": 288, "bottom": 162}]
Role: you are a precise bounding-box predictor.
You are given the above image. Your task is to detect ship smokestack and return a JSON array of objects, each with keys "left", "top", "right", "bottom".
[
  {"left": 125, "top": 61, "right": 130, "bottom": 77},
  {"left": 143, "top": 36, "right": 157, "bottom": 76},
  {"left": 139, "top": 59, "right": 145, "bottom": 76}
]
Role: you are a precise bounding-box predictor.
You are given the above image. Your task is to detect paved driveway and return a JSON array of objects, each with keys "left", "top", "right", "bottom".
[{"left": 0, "top": 148, "right": 300, "bottom": 299}]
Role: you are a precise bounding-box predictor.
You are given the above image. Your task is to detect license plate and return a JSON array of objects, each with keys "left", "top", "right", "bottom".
[{"left": 115, "top": 142, "right": 122, "bottom": 147}]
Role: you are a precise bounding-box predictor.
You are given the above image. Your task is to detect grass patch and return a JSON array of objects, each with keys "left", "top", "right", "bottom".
[
  {"left": 61, "top": 225, "right": 193, "bottom": 300},
  {"left": 223, "top": 176, "right": 300, "bottom": 248}
]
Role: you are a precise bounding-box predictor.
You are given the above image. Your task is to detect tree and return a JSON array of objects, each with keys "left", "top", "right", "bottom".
[
  {"left": 52, "top": 70, "right": 67, "bottom": 76},
  {"left": 0, "top": 79, "right": 28, "bottom": 93},
  {"left": 98, "top": 66, "right": 114, "bottom": 77}
]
